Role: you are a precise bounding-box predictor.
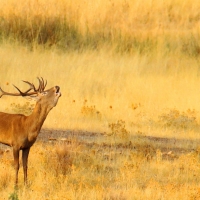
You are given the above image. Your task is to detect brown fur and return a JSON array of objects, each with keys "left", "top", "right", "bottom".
[{"left": 0, "top": 85, "right": 61, "bottom": 186}]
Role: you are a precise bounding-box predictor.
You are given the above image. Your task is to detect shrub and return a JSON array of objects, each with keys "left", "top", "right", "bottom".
[
  {"left": 108, "top": 120, "right": 130, "bottom": 140},
  {"left": 44, "top": 143, "right": 73, "bottom": 177},
  {"left": 159, "top": 109, "right": 198, "bottom": 130},
  {"left": 81, "top": 101, "right": 102, "bottom": 119}
]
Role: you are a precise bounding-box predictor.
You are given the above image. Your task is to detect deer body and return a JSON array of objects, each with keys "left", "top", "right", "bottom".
[{"left": 0, "top": 78, "right": 61, "bottom": 186}]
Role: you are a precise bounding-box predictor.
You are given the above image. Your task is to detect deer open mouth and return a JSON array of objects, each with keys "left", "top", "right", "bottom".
[
  {"left": 55, "top": 86, "right": 60, "bottom": 93},
  {"left": 55, "top": 86, "right": 61, "bottom": 97}
]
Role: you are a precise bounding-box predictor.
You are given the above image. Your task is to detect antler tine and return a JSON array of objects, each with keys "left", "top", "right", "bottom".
[
  {"left": 13, "top": 85, "right": 26, "bottom": 96},
  {"left": 44, "top": 79, "right": 47, "bottom": 90},
  {"left": 40, "top": 77, "right": 47, "bottom": 91},
  {"left": 0, "top": 87, "right": 7, "bottom": 98},
  {"left": 36, "top": 77, "right": 47, "bottom": 92},
  {"left": 37, "top": 77, "right": 42, "bottom": 93},
  {"left": 0, "top": 86, "right": 26, "bottom": 98},
  {"left": 22, "top": 80, "right": 36, "bottom": 93},
  {"left": 0, "top": 87, "right": 3, "bottom": 98},
  {"left": 23, "top": 77, "right": 44, "bottom": 93},
  {"left": 40, "top": 77, "right": 45, "bottom": 91},
  {"left": 13, "top": 84, "right": 38, "bottom": 96}
]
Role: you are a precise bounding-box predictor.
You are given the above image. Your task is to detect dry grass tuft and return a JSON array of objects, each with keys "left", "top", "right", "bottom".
[
  {"left": 108, "top": 120, "right": 130, "bottom": 140},
  {"left": 0, "top": 169, "right": 12, "bottom": 190},
  {"left": 44, "top": 143, "right": 73, "bottom": 177}
]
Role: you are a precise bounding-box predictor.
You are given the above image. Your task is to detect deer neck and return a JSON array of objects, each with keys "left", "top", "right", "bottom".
[{"left": 27, "top": 102, "right": 51, "bottom": 140}]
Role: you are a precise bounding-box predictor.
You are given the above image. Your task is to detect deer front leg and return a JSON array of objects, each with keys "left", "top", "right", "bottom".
[
  {"left": 22, "top": 148, "right": 30, "bottom": 185},
  {"left": 13, "top": 148, "right": 20, "bottom": 187}
]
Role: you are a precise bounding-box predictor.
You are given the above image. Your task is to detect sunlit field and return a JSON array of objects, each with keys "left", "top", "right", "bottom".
[
  {"left": 1, "top": 44, "right": 200, "bottom": 139},
  {"left": 1, "top": 0, "right": 200, "bottom": 199},
  {"left": 1, "top": 137, "right": 200, "bottom": 200}
]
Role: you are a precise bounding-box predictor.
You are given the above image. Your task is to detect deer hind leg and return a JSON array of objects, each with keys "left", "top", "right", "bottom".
[
  {"left": 13, "top": 148, "right": 20, "bottom": 187},
  {"left": 22, "top": 148, "right": 30, "bottom": 185}
]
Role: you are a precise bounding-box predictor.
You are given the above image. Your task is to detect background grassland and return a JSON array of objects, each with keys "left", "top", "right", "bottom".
[
  {"left": 1, "top": 0, "right": 200, "bottom": 199},
  {"left": 1, "top": 44, "right": 200, "bottom": 139},
  {"left": 0, "top": 0, "right": 200, "bottom": 55}
]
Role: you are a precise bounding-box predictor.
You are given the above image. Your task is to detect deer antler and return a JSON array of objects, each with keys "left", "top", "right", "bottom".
[
  {"left": 0, "top": 77, "right": 47, "bottom": 98},
  {"left": 22, "top": 81, "right": 37, "bottom": 93},
  {"left": 39, "top": 77, "right": 47, "bottom": 91}
]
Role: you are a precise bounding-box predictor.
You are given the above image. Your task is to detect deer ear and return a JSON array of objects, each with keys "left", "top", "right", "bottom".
[
  {"left": 41, "top": 91, "right": 48, "bottom": 96},
  {"left": 23, "top": 95, "right": 40, "bottom": 102},
  {"left": 32, "top": 92, "right": 47, "bottom": 101},
  {"left": 24, "top": 96, "right": 38, "bottom": 101}
]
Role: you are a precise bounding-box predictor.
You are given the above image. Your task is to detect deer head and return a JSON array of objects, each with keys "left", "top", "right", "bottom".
[{"left": 0, "top": 77, "right": 61, "bottom": 109}]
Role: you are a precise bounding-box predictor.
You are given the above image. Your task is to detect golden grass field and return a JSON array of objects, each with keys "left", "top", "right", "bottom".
[{"left": 1, "top": 0, "right": 200, "bottom": 199}]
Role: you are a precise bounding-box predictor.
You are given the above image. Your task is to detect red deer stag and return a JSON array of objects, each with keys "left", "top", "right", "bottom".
[{"left": 0, "top": 77, "right": 61, "bottom": 186}]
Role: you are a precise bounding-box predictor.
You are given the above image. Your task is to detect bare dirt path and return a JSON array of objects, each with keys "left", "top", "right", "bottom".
[
  {"left": 39, "top": 129, "right": 200, "bottom": 157},
  {"left": 1, "top": 129, "right": 200, "bottom": 159}
]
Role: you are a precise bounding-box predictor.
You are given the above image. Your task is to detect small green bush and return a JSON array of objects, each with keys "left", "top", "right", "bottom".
[{"left": 9, "top": 190, "right": 19, "bottom": 200}]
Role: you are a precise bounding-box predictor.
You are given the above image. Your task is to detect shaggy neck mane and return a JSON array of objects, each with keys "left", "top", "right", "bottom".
[{"left": 27, "top": 102, "right": 51, "bottom": 134}]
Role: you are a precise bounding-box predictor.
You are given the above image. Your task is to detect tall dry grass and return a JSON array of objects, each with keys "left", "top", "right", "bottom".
[
  {"left": 1, "top": 140, "right": 200, "bottom": 200},
  {"left": 0, "top": 0, "right": 200, "bottom": 55},
  {"left": 0, "top": 43, "right": 200, "bottom": 138}
]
